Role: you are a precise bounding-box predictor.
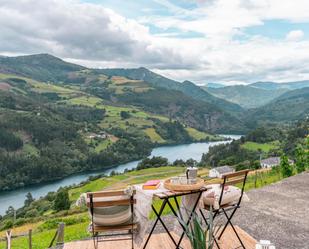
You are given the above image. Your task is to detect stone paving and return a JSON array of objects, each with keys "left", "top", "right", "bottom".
[{"left": 234, "top": 171, "right": 309, "bottom": 249}]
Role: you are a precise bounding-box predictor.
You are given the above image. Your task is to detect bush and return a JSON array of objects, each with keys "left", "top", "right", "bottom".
[
  {"left": 137, "top": 156, "right": 169, "bottom": 170},
  {"left": 280, "top": 155, "right": 293, "bottom": 178},
  {"left": 120, "top": 111, "right": 131, "bottom": 119},
  {"left": 25, "top": 209, "right": 39, "bottom": 218},
  {"left": 53, "top": 189, "right": 71, "bottom": 211},
  {"left": 1, "top": 220, "right": 13, "bottom": 230},
  {"left": 38, "top": 215, "right": 88, "bottom": 231},
  {"left": 14, "top": 218, "right": 26, "bottom": 226}
]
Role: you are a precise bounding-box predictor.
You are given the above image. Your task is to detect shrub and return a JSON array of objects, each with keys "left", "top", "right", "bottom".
[
  {"left": 53, "top": 189, "right": 71, "bottom": 211},
  {"left": 1, "top": 220, "right": 13, "bottom": 230},
  {"left": 25, "top": 209, "right": 39, "bottom": 218}
]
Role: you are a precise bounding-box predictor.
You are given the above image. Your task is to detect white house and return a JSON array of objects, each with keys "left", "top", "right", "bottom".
[
  {"left": 260, "top": 157, "right": 294, "bottom": 169},
  {"left": 209, "top": 166, "right": 235, "bottom": 178}
]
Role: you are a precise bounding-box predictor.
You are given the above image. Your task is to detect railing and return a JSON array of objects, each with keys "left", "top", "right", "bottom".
[{"left": 1, "top": 223, "right": 64, "bottom": 249}]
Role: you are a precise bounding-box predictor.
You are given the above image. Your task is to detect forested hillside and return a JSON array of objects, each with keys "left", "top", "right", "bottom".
[
  {"left": 1, "top": 53, "right": 308, "bottom": 190},
  {"left": 204, "top": 85, "right": 288, "bottom": 109},
  {"left": 201, "top": 119, "right": 308, "bottom": 169},
  {"left": 250, "top": 81, "right": 309, "bottom": 90},
  {"left": 0, "top": 54, "right": 228, "bottom": 190},
  {"left": 99, "top": 68, "right": 243, "bottom": 114},
  {"left": 245, "top": 87, "right": 309, "bottom": 127}
]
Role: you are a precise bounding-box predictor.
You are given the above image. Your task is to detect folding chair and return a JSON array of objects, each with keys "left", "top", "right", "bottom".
[
  {"left": 87, "top": 189, "right": 137, "bottom": 249},
  {"left": 200, "top": 169, "right": 250, "bottom": 249}
]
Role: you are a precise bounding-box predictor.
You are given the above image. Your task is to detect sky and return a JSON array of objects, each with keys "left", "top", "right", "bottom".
[{"left": 1, "top": 0, "right": 309, "bottom": 85}]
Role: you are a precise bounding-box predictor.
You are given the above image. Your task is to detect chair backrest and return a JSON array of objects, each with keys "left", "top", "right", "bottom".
[
  {"left": 87, "top": 189, "right": 136, "bottom": 228},
  {"left": 86, "top": 189, "right": 136, "bottom": 208},
  {"left": 218, "top": 169, "right": 250, "bottom": 207}
]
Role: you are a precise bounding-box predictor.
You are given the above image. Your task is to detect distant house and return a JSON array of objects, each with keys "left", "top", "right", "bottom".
[
  {"left": 209, "top": 165, "right": 235, "bottom": 178},
  {"left": 260, "top": 157, "right": 294, "bottom": 168},
  {"left": 88, "top": 131, "right": 108, "bottom": 139}
]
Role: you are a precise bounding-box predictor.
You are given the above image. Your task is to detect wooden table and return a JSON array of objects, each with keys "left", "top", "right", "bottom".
[{"left": 142, "top": 187, "right": 207, "bottom": 249}]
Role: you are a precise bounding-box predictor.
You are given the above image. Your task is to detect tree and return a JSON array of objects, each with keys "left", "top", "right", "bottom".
[
  {"left": 186, "top": 158, "right": 197, "bottom": 167},
  {"left": 295, "top": 146, "right": 306, "bottom": 173},
  {"left": 280, "top": 155, "right": 293, "bottom": 178},
  {"left": 5, "top": 206, "right": 15, "bottom": 217},
  {"left": 120, "top": 111, "right": 130, "bottom": 119},
  {"left": 173, "top": 159, "right": 185, "bottom": 166},
  {"left": 53, "top": 188, "right": 70, "bottom": 211},
  {"left": 24, "top": 192, "right": 35, "bottom": 207}
]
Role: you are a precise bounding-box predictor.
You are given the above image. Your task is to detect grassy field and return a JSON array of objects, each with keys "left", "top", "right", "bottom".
[
  {"left": 144, "top": 128, "right": 165, "bottom": 143},
  {"left": 243, "top": 168, "right": 283, "bottom": 191},
  {"left": 241, "top": 141, "right": 280, "bottom": 152},
  {"left": 185, "top": 127, "right": 221, "bottom": 141}
]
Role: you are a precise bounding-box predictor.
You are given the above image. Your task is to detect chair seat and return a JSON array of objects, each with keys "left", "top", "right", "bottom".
[
  {"left": 203, "top": 184, "right": 242, "bottom": 209},
  {"left": 203, "top": 202, "right": 239, "bottom": 212},
  {"left": 93, "top": 223, "right": 138, "bottom": 232}
]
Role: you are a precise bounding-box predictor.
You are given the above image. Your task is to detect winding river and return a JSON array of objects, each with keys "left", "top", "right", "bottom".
[{"left": 0, "top": 135, "right": 241, "bottom": 215}]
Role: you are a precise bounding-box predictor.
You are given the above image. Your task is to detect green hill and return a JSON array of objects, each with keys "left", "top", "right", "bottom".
[
  {"left": 245, "top": 87, "right": 309, "bottom": 125},
  {"left": 99, "top": 68, "right": 243, "bottom": 114},
  {"left": 0, "top": 58, "right": 227, "bottom": 190},
  {"left": 204, "top": 85, "right": 288, "bottom": 109},
  {"left": 0, "top": 54, "right": 84, "bottom": 82},
  {"left": 250, "top": 81, "right": 309, "bottom": 90},
  {"left": 0, "top": 54, "right": 246, "bottom": 133}
]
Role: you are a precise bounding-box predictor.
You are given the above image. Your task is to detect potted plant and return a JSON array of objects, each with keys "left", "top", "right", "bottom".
[{"left": 178, "top": 207, "right": 214, "bottom": 249}]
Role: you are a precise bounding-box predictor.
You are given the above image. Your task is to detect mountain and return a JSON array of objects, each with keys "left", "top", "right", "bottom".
[
  {"left": 245, "top": 87, "right": 309, "bottom": 125},
  {"left": 204, "top": 85, "right": 288, "bottom": 109},
  {"left": 205, "top": 83, "right": 226, "bottom": 88},
  {"left": 99, "top": 68, "right": 243, "bottom": 114},
  {"left": 0, "top": 54, "right": 243, "bottom": 115},
  {"left": 0, "top": 69, "right": 230, "bottom": 190},
  {"left": 250, "top": 81, "right": 309, "bottom": 90},
  {"left": 0, "top": 53, "right": 84, "bottom": 82}
]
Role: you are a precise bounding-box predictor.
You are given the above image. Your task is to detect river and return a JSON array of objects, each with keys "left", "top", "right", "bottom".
[{"left": 0, "top": 135, "right": 241, "bottom": 215}]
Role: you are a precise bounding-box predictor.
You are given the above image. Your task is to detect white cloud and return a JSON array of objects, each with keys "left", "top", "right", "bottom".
[
  {"left": 1, "top": 0, "right": 309, "bottom": 84},
  {"left": 286, "top": 30, "right": 304, "bottom": 41}
]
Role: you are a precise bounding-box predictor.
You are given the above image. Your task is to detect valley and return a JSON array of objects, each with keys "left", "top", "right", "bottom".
[{"left": 0, "top": 53, "right": 308, "bottom": 249}]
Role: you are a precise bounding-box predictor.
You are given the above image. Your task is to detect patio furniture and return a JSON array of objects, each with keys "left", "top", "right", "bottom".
[
  {"left": 200, "top": 169, "right": 250, "bottom": 249},
  {"left": 142, "top": 186, "right": 207, "bottom": 249},
  {"left": 87, "top": 189, "right": 137, "bottom": 249}
]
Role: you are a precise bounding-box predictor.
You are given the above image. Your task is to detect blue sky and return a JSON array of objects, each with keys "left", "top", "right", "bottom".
[
  {"left": 1, "top": 0, "right": 309, "bottom": 84},
  {"left": 245, "top": 20, "right": 309, "bottom": 40}
]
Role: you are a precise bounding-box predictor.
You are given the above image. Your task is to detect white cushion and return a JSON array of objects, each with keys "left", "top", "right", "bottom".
[
  {"left": 88, "top": 195, "right": 133, "bottom": 226},
  {"left": 90, "top": 205, "right": 132, "bottom": 226},
  {"left": 203, "top": 184, "right": 242, "bottom": 209}
]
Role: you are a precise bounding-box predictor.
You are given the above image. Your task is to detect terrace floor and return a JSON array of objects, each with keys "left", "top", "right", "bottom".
[
  {"left": 234, "top": 171, "right": 309, "bottom": 249},
  {"left": 63, "top": 226, "right": 256, "bottom": 249}
]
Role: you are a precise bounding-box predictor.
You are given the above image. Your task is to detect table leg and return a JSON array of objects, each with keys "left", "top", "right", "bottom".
[
  {"left": 152, "top": 204, "right": 178, "bottom": 247},
  {"left": 143, "top": 199, "right": 178, "bottom": 249},
  {"left": 176, "top": 191, "right": 203, "bottom": 248}
]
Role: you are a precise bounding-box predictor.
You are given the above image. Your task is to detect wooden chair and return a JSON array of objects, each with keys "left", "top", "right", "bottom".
[
  {"left": 200, "top": 169, "right": 250, "bottom": 249},
  {"left": 87, "top": 189, "right": 137, "bottom": 249}
]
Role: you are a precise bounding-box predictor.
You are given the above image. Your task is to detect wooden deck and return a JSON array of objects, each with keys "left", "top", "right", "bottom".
[{"left": 64, "top": 226, "right": 257, "bottom": 249}]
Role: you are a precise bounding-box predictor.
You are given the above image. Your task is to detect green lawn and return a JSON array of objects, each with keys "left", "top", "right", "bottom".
[
  {"left": 66, "top": 96, "right": 103, "bottom": 107},
  {"left": 185, "top": 127, "right": 220, "bottom": 141},
  {"left": 241, "top": 141, "right": 279, "bottom": 152},
  {"left": 144, "top": 128, "right": 165, "bottom": 143},
  {"left": 240, "top": 168, "right": 283, "bottom": 191},
  {"left": 22, "top": 143, "right": 39, "bottom": 156}
]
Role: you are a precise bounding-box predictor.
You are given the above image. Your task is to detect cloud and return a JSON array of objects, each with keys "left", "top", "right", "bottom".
[
  {"left": 1, "top": 0, "right": 309, "bottom": 84},
  {"left": 286, "top": 30, "right": 304, "bottom": 41}
]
